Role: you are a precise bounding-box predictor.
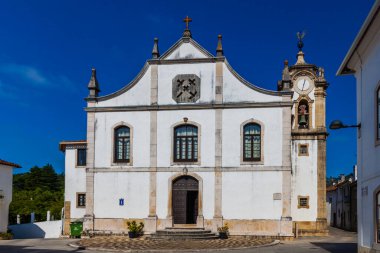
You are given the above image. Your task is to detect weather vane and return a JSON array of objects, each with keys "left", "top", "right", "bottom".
[{"left": 297, "top": 31, "right": 306, "bottom": 51}]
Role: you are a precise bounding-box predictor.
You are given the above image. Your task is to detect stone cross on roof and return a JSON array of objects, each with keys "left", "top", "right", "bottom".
[{"left": 183, "top": 16, "right": 192, "bottom": 38}]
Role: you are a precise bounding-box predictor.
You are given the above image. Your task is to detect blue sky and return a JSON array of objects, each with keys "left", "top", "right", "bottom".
[{"left": 0, "top": 0, "right": 373, "bottom": 176}]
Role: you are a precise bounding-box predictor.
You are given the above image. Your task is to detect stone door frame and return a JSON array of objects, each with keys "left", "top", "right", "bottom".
[{"left": 167, "top": 172, "right": 204, "bottom": 228}]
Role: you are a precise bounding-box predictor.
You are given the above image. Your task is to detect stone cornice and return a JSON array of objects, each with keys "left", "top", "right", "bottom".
[
  {"left": 85, "top": 101, "right": 293, "bottom": 112},
  {"left": 291, "top": 128, "right": 328, "bottom": 140},
  {"left": 88, "top": 166, "right": 291, "bottom": 173}
]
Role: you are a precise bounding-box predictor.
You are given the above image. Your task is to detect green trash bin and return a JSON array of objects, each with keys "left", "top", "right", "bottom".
[{"left": 70, "top": 221, "right": 83, "bottom": 238}]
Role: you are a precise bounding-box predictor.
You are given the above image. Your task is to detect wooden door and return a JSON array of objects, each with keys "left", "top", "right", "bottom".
[{"left": 172, "top": 176, "right": 199, "bottom": 224}]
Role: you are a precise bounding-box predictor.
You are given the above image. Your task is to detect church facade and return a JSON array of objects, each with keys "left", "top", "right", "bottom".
[{"left": 60, "top": 24, "right": 328, "bottom": 237}]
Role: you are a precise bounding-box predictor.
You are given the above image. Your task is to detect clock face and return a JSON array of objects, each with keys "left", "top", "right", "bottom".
[
  {"left": 295, "top": 77, "right": 313, "bottom": 94},
  {"left": 297, "top": 79, "right": 310, "bottom": 91}
]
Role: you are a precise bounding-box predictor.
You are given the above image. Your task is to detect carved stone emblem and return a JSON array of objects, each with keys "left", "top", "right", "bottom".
[{"left": 172, "top": 74, "right": 200, "bottom": 103}]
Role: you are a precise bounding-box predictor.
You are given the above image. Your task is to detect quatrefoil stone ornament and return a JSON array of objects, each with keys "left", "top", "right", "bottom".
[{"left": 172, "top": 74, "right": 201, "bottom": 103}]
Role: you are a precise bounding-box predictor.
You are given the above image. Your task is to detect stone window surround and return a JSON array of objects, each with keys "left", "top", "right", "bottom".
[
  {"left": 111, "top": 122, "right": 134, "bottom": 166},
  {"left": 240, "top": 119, "right": 264, "bottom": 165},
  {"left": 373, "top": 186, "right": 380, "bottom": 245},
  {"left": 75, "top": 148, "right": 87, "bottom": 168},
  {"left": 297, "top": 195, "right": 310, "bottom": 209},
  {"left": 298, "top": 143, "right": 309, "bottom": 156},
  {"left": 166, "top": 172, "right": 203, "bottom": 227},
  {"left": 375, "top": 82, "right": 380, "bottom": 146},
  {"left": 170, "top": 120, "right": 201, "bottom": 166},
  {"left": 76, "top": 192, "right": 86, "bottom": 208}
]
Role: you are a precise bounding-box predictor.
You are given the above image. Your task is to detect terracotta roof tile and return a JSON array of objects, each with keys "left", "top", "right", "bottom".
[{"left": 0, "top": 159, "right": 21, "bottom": 168}]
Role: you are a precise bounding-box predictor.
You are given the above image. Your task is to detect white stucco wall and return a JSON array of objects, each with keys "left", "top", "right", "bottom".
[
  {"left": 93, "top": 172, "right": 150, "bottom": 218},
  {"left": 222, "top": 171, "right": 283, "bottom": 219},
  {"left": 94, "top": 111, "right": 151, "bottom": 168},
  {"left": 94, "top": 66, "right": 151, "bottom": 107},
  {"left": 222, "top": 108, "right": 283, "bottom": 167},
  {"left": 9, "top": 220, "right": 62, "bottom": 239},
  {"left": 164, "top": 42, "right": 209, "bottom": 60},
  {"left": 291, "top": 140, "right": 318, "bottom": 221},
  {"left": 0, "top": 165, "right": 13, "bottom": 233},
  {"left": 157, "top": 63, "right": 215, "bottom": 105},
  {"left": 64, "top": 149, "right": 86, "bottom": 219},
  {"left": 354, "top": 26, "right": 380, "bottom": 249}
]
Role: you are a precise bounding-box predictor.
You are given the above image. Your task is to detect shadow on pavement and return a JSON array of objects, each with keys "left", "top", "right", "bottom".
[
  {"left": 0, "top": 245, "right": 80, "bottom": 253},
  {"left": 311, "top": 242, "right": 357, "bottom": 253}
]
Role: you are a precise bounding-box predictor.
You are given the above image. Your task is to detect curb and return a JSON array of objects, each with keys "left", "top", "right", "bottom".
[{"left": 68, "top": 239, "right": 280, "bottom": 252}]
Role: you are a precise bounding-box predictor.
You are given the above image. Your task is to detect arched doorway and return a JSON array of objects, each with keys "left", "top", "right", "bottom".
[{"left": 172, "top": 176, "right": 199, "bottom": 224}]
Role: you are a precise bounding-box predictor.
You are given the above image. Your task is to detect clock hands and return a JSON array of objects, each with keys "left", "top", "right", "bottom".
[{"left": 302, "top": 80, "right": 306, "bottom": 91}]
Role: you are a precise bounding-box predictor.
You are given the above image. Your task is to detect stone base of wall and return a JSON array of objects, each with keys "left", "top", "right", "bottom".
[
  {"left": 358, "top": 245, "right": 377, "bottom": 253},
  {"left": 86, "top": 218, "right": 294, "bottom": 237},
  {"left": 293, "top": 220, "right": 328, "bottom": 237}
]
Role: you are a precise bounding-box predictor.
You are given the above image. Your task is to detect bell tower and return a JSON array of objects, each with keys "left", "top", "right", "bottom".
[{"left": 278, "top": 32, "right": 329, "bottom": 235}]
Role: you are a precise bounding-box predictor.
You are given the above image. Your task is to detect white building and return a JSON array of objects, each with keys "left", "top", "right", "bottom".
[
  {"left": 61, "top": 23, "right": 329, "bottom": 237},
  {"left": 337, "top": 1, "right": 380, "bottom": 252},
  {"left": 0, "top": 159, "right": 21, "bottom": 233}
]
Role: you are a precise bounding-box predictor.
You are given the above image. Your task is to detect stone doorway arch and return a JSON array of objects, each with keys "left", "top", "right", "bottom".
[{"left": 168, "top": 173, "right": 203, "bottom": 227}]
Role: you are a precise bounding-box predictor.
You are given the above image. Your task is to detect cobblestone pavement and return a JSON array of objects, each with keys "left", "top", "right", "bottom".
[
  {"left": 76, "top": 237, "right": 275, "bottom": 251},
  {"left": 0, "top": 227, "right": 357, "bottom": 253}
]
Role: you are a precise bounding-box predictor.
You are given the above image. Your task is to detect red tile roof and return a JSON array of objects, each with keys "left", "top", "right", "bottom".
[{"left": 0, "top": 159, "right": 21, "bottom": 168}]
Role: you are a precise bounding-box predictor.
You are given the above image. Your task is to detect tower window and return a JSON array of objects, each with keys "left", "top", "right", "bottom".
[
  {"left": 298, "top": 100, "right": 309, "bottom": 129},
  {"left": 298, "top": 196, "right": 309, "bottom": 209},
  {"left": 298, "top": 144, "right": 309, "bottom": 156}
]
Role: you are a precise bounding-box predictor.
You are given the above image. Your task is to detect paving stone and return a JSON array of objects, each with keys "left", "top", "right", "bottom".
[{"left": 76, "top": 236, "right": 274, "bottom": 251}]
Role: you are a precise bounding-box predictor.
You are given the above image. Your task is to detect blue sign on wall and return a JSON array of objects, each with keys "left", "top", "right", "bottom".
[{"left": 119, "top": 198, "right": 124, "bottom": 206}]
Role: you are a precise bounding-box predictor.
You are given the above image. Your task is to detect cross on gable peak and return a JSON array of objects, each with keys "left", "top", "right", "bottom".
[{"left": 183, "top": 16, "right": 192, "bottom": 38}]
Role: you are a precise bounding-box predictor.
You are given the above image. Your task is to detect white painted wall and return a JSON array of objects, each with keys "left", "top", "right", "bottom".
[
  {"left": 95, "top": 66, "right": 151, "bottom": 107},
  {"left": 164, "top": 42, "right": 209, "bottom": 60},
  {"left": 354, "top": 29, "right": 380, "bottom": 248},
  {"left": 158, "top": 63, "right": 215, "bottom": 105},
  {"left": 156, "top": 110, "right": 215, "bottom": 167},
  {"left": 9, "top": 220, "right": 62, "bottom": 239},
  {"left": 0, "top": 165, "right": 13, "bottom": 233},
  {"left": 64, "top": 149, "right": 86, "bottom": 219},
  {"left": 222, "top": 108, "right": 283, "bottom": 167},
  {"left": 291, "top": 140, "right": 318, "bottom": 221},
  {"left": 222, "top": 171, "right": 283, "bottom": 219},
  {"left": 94, "top": 111, "right": 151, "bottom": 168},
  {"left": 223, "top": 63, "right": 283, "bottom": 103},
  {"left": 93, "top": 172, "right": 150, "bottom": 218}
]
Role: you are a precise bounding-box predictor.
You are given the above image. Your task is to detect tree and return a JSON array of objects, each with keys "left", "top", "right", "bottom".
[{"left": 9, "top": 164, "right": 64, "bottom": 224}]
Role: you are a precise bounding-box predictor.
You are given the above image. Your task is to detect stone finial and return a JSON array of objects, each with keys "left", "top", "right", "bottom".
[
  {"left": 295, "top": 51, "right": 306, "bottom": 65},
  {"left": 183, "top": 16, "right": 192, "bottom": 38},
  {"left": 216, "top": 34, "right": 224, "bottom": 57},
  {"left": 152, "top": 38, "right": 160, "bottom": 59},
  {"left": 282, "top": 60, "right": 290, "bottom": 81},
  {"left": 88, "top": 68, "right": 100, "bottom": 98},
  {"left": 280, "top": 60, "right": 291, "bottom": 91}
]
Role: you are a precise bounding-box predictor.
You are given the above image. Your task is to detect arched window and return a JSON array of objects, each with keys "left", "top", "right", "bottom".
[
  {"left": 376, "top": 191, "right": 380, "bottom": 242},
  {"left": 243, "top": 123, "right": 261, "bottom": 161},
  {"left": 377, "top": 86, "right": 380, "bottom": 140},
  {"left": 114, "top": 126, "right": 130, "bottom": 163},
  {"left": 174, "top": 125, "right": 198, "bottom": 162},
  {"left": 298, "top": 100, "right": 309, "bottom": 129}
]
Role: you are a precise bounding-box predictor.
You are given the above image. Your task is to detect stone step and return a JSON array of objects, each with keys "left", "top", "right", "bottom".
[
  {"left": 155, "top": 230, "right": 212, "bottom": 235},
  {"left": 151, "top": 228, "right": 218, "bottom": 240},
  {"left": 150, "top": 235, "right": 219, "bottom": 240}
]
